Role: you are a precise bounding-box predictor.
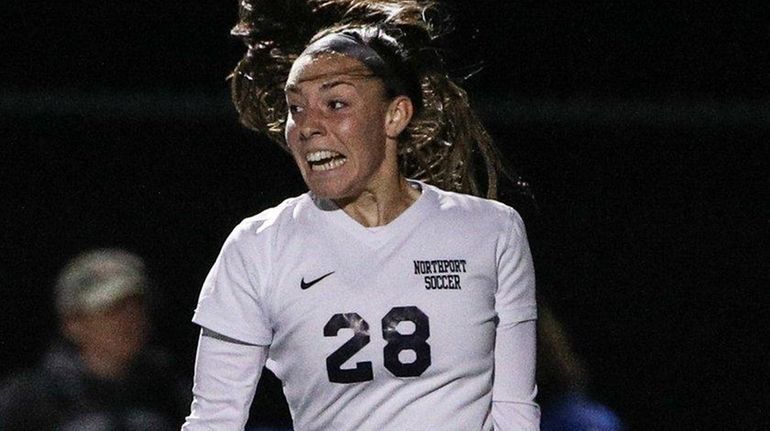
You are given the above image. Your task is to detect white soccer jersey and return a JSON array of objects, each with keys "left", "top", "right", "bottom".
[{"left": 193, "top": 181, "right": 537, "bottom": 430}]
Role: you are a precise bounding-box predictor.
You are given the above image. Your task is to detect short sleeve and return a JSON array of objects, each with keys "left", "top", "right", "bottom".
[
  {"left": 192, "top": 223, "right": 273, "bottom": 345},
  {"left": 495, "top": 209, "right": 537, "bottom": 326}
]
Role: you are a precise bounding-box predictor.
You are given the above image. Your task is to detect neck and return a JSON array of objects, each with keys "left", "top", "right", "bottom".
[{"left": 334, "top": 176, "right": 420, "bottom": 227}]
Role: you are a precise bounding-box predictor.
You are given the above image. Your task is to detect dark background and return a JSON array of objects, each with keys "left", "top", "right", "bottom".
[{"left": 1, "top": 1, "right": 767, "bottom": 430}]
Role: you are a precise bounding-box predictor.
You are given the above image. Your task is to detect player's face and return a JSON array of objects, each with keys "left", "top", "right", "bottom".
[{"left": 284, "top": 53, "right": 395, "bottom": 200}]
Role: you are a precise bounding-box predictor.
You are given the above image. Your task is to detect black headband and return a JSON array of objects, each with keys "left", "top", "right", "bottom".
[{"left": 300, "top": 31, "right": 409, "bottom": 97}]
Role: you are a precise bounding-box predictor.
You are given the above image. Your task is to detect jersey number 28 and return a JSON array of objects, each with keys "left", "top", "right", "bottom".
[{"left": 324, "top": 306, "right": 431, "bottom": 383}]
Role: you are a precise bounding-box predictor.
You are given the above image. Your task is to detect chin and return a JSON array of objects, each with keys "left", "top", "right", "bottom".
[
  {"left": 306, "top": 178, "right": 358, "bottom": 201},
  {"left": 308, "top": 185, "right": 348, "bottom": 201}
]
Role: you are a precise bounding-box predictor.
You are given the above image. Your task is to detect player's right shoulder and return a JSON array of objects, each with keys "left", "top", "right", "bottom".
[{"left": 229, "top": 193, "right": 312, "bottom": 242}]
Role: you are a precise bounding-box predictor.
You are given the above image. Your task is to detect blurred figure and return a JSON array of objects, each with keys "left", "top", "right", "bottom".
[
  {"left": 0, "top": 249, "right": 189, "bottom": 431},
  {"left": 537, "top": 304, "right": 624, "bottom": 431}
]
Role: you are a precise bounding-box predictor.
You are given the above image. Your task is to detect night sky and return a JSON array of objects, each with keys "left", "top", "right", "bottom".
[{"left": 1, "top": 1, "right": 767, "bottom": 430}]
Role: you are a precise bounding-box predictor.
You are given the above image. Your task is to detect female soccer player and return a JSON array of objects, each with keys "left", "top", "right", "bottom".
[{"left": 183, "top": 1, "right": 538, "bottom": 429}]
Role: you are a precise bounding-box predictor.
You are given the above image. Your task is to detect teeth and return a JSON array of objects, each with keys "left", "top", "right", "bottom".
[
  {"left": 306, "top": 150, "right": 341, "bottom": 162},
  {"left": 305, "top": 150, "right": 347, "bottom": 172},
  {"left": 311, "top": 157, "right": 347, "bottom": 171}
]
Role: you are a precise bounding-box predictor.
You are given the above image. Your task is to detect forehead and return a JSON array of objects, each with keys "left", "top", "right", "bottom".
[{"left": 285, "top": 53, "right": 376, "bottom": 92}]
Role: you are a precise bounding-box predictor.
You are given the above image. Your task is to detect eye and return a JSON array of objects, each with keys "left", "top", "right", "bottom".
[
  {"left": 288, "top": 104, "right": 304, "bottom": 114},
  {"left": 328, "top": 100, "right": 347, "bottom": 110}
]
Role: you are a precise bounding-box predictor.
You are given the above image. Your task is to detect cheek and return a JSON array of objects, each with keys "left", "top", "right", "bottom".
[
  {"left": 348, "top": 119, "right": 387, "bottom": 162},
  {"left": 339, "top": 116, "right": 382, "bottom": 149},
  {"left": 284, "top": 124, "right": 305, "bottom": 167},
  {"left": 285, "top": 120, "right": 298, "bottom": 148},
  {"left": 334, "top": 120, "right": 356, "bottom": 142}
]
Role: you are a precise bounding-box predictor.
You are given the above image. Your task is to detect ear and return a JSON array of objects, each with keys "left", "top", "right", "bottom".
[{"left": 384, "top": 96, "right": 414, "bottom": 139}]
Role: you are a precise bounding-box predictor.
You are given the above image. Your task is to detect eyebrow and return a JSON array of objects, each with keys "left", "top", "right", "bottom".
[
  {"left": 285, "top": 75, "right": 368, "bottom": 94},
  {"left": 320, "top": 80, "right": 354, "bottom": 90}
]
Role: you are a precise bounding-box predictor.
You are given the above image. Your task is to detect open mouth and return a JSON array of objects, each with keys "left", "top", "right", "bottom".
[{"left": 306, "top": 150, "right": 347, "bottom": 171}]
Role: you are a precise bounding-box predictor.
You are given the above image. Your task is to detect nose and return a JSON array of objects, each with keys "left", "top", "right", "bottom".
[{"left": 298, "top": 108, "right": 324, "bottom": 141}]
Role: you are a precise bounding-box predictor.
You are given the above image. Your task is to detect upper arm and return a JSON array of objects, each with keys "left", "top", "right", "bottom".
[
  {"left": 193, "top": 223, "right": 273, "bottom": 346},
  {"left": 495, "top": 209, "right": 537, "bottom": 326}
]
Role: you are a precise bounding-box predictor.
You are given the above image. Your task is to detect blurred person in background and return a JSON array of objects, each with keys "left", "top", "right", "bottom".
[
  {"left": 537, "top": 303, "right": 624, "bottom": 431},
  {"left": 0, "top": 248, "right": 189, "bottom": 431}
]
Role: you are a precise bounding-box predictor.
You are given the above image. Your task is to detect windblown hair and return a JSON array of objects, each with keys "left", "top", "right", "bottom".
[{"left": 229, "top": 0, "right": 529, "bottom": 199}]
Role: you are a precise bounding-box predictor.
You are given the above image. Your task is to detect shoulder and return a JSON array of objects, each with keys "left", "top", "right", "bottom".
[
  {"left": 237, "top": 194, "right": 311, "bottom": 232},
  {"left": 424, "top": 183, "right": 525, "bottom": 234},
  {"left": 212, "top": 193, "right": 316, "bottom": 280},
  {"left": 226, "top": 193, "right": 313, "bottom": 245},
  {"left": 0, "top": 368, "right": 60, "bottom": 425},
  {"left": 0, "top": 369, "right": 44, "bottom": 399}
]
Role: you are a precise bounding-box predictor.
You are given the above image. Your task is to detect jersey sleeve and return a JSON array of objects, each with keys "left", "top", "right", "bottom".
[
  {"left": 495, "top": 209, "right": 537, "bottom": 326},
  {"left": 193, "top": 222, "right": 273, "bottom": 345},
  {"left": 492, "top": 319, "right": 540, "bottom": 430},
  {"left": 182, "top": 331, "right": 268, "bottom": 430},
  {"left": 492, "top": 209, "right": 540, "bottom": 429}
]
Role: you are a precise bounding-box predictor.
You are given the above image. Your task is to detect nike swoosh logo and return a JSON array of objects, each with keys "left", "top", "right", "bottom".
[{"left": 300, "top": 271, "right": 335, "bottom": 290}]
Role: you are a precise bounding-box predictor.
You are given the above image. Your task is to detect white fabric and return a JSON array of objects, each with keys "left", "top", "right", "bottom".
[
  {"left": 181, "top": 332, "right": 267, "bottom": 430},
  {"left": 191, "top": 181, "right": 538, "bottom": 430},
  {"left": 492, "top": 319, "right": 540, "bottom": 429}
]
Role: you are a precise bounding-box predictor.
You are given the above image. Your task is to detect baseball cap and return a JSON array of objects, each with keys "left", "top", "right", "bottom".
[{"left": 55, "top": 248, "right": 147, "bottom": 315}]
